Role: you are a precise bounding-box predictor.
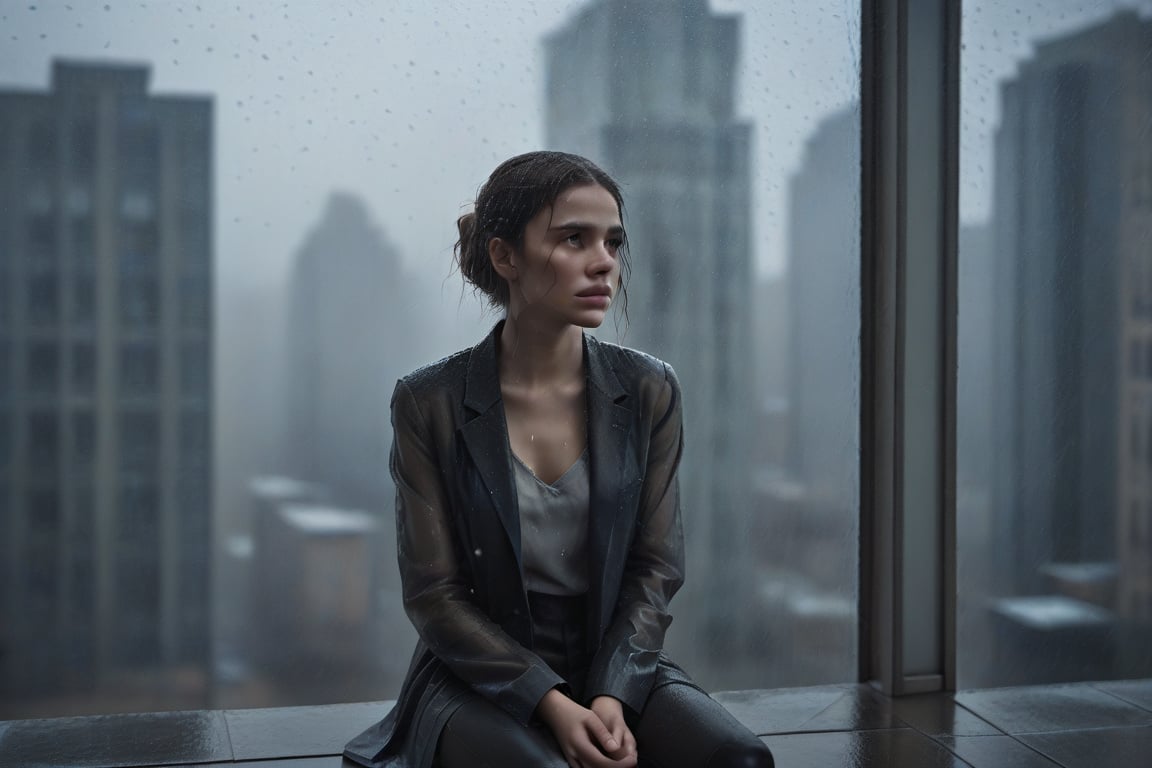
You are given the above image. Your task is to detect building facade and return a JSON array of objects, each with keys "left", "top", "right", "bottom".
[
  {"left": 0, "top": 61, "right": 213, "bottom": 714},
  {"left": 989, "top": 12, "right": 1152, "bottom": 682},
  {"left": 543, "top": 0, "right": 756, "bottom": 686},
  {"left": 282, "top": 192, "right": 407, "bottom": 516},
  {"left": 773, "top": 104, "right": 861, "bottom": 685}
]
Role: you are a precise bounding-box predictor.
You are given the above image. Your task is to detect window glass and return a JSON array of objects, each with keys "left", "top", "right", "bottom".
[
  {"left": 71, "top": 342, "right": 95, "bottom": 394},
  {"left": 27, "top": 342, "right": 58, "bottom": 395},
  {"left": 958, "top": 0, "right": 1152, "bottom": 687},
  {"left": 0, "top": 339, "right": 9, "bottom": 407},
  {"left": 0, "top": 410, "right": 11, "bottom": 475},
  {"left": 71, "top": 272, "right": 95, "bottom": 324},
  {"left": 120, "top": 342, "right": 159, "bottom": 397},
  {"left": 0, "top": 0, "right": 860, "bottom": 716},
  {"left": 0, "top": 267, "right": 10, "bottom": 324},
  {"left": 27, "top": 273, "right": 59, "bottom": 326}
]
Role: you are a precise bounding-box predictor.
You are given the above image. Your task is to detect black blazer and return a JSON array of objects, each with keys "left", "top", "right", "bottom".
[{"left": 344, "top": 322, "right": 690, "bottom": 768}]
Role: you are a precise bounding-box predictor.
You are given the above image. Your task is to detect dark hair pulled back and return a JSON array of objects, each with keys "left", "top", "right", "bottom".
[{"left": 454, "top": 151, "right": 630, "bottom": 312}]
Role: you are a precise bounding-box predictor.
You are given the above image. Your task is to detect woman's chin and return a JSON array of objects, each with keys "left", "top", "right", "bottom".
[{"left": 573, "top": 313, "right": 607, "bottom": 329}]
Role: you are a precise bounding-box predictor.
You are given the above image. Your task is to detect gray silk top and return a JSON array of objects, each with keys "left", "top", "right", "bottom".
[{"left": 512, "top": 449, "right": 590, "bottom": 596}]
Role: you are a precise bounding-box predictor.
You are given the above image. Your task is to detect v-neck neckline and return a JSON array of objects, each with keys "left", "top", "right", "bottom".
[{"left": 512, "top": 447, "right": 588, "bottom": 490}]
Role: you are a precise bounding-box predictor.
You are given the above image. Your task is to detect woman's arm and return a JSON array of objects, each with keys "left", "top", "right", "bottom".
[
  {"left": 583, "top": 363, "right": 686, "bottom": 713},
  {"left": 391, "top": 378, "right": 564, "bottom": 725}
]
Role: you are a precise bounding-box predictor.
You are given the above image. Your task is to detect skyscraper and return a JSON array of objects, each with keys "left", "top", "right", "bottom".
[
  {"left": 775, "top": 105, "right": 860, "bottom": 684},
  {"left": 282, "top": 192, "right": 410, "bottom": 514},
  {"left": 786, "top": 106, "right": 859, "bottom": 523},
  {"left": 989, "top": 11, "right": 1152, "bottom": 681},
  {"left": 0, "top": 61, "right": 213, "bottom": 715},
  {"left": 543, "top": 0, "right": 755, "bottom": 686}
]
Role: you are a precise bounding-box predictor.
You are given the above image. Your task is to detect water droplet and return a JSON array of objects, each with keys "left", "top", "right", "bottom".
[{"left": 474, "top": 547, "right": 483, "bottom": 557}]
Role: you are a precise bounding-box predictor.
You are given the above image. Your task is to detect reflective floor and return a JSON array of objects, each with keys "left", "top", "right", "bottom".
[{"left": 1, "top": 680, "right": 1150, "bottom": 767}]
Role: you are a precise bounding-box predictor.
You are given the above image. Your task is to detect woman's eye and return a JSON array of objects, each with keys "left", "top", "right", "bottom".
[
  {"left": 565, "top": 233, "right": 582, "bottom": 246},
  {"left": 606, "top": 238, "right": 623, "bottom": 252}
]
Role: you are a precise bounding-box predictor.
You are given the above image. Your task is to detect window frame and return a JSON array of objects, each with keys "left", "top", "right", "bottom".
[{"left": 859, "top": 0, "right": 961, "bottom": 695}]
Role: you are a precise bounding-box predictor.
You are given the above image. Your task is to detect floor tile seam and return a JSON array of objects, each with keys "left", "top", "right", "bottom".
[
  {"left": 927, "top": 732, "right": 1072, "bottom": 768},
  {"left": 1091, "top": 685, "right": 1152, "bottom": 714},
  {"left": 922, "top": 737, "right": 981, "bottom": 768},
  {"left": 945, "top": 700, "right": 1015, "bottom": 737},
  {"left": 755, "top": 726, "right": 914, "bottom": 738},
  {"left": 1004, "top": 733, "right": 1072, "bottom": 768},
  {"left": 888, "top": 703, "right": 1010, "bottom": 741},
  {"left": 789, "top": 690, "right": 854, "bottom": 731},
  {"left": 138, "top": 757, "right": 309, "bottom": 768},
  {"left": 220, "top": 708, "right": 237, "bottom": 763},
  {"left": 1011, "top": 722, "right": 1152, "bottom": 737},
  {"left": 751, "top": 723, "right": 910, "bottom": 738},
  {"left": 887, "top": 713, "right": 951, "bottom": 740}
]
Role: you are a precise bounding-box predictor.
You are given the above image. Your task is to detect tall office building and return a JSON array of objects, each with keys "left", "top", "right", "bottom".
[
  {"left": 544, "top": 0, "right": 755, "bottom": 685},
  {"left": 282, "top": 192, "right": 409, "bottom": 515},
  {"left": 763, "top": 105, "right": 861, "bottom": 684},
  {"left": 0, "top": 61, "right": 213, "bottom": 714},
  {"left": 786, "top": 106, "right": 859, "bottom": 523},
  {"left": 989, "top": 12, "right": 1152, "bottom": 680}
]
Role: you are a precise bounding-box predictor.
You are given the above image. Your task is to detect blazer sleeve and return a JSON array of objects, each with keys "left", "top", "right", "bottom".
[
  {"left": 583, "top": 362, "right": 686, "bottom": 713},
  {"left": 391, "top": 378, "right": 565, "bottom": 725}
]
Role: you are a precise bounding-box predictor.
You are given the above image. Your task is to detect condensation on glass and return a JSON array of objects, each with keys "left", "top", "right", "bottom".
[
  {"left": 958, "top": 0, "right": 1152, "bottom": 688},
  {"left": 0, "top": 0, "right": 860, "bottom": 717}
]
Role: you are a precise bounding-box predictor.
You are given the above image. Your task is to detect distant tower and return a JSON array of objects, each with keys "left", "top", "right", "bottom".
[
  {"left": 989, "top": 12, "right": 1152, "bottom": 681},
  {"left": 779, "top": 105, "right": 860, "bottom": 684},
  {"left": 0, "top": 61, "right": 213, "bottom": 713},
  {"left": 282, "top": 193, "right": 407, "bottom": 512},
  {"left": 544, "top": 0, "right": 755, "bottom": 686},
  {"left": 786, "top": 106, "right": 859, "bottom": 525}
]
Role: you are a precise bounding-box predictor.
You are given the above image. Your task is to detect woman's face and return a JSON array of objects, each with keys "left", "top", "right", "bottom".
[{"left": 506, "top": 183, "right": 623, "bottom": 330}]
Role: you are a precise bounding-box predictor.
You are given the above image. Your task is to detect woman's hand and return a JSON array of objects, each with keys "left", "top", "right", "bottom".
[
  {"left": 536, "top": 689, "right": 638, "bottom": 768},
  {"left": 589, "top": 696, "right": 637, "bottom": 762}
]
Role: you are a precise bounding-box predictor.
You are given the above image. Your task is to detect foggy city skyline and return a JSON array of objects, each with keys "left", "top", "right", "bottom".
[
  {"left": 1, "top": 0, "right": 1146, "bottom": 301},
  {"left": 2, "top": 0, "right": 1152, "bottom": 719}
]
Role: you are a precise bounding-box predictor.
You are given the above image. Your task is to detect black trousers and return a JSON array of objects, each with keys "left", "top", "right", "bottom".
[{"left": 436, "top": 593, "right": 773, "bottom": 768}]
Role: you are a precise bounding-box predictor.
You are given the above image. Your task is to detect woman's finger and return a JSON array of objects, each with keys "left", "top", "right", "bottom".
[{"left": 586, "top": 716, "right": 620, "bottom": 754}]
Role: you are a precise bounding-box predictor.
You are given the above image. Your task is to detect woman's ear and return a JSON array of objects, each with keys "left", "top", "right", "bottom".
[{"left": 489, "top": 237, "right": 518, "bottom": 282}]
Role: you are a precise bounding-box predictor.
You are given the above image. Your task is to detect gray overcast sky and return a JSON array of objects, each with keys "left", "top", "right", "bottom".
[
  {"left": 1, "top": 0, "right": 1147, "bottom": 294},
  {"left": 1, "top": 0, "right": 858, "bottom": 293}
]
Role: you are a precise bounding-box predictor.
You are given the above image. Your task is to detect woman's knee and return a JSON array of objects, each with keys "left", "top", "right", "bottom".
[
  {"left": 707, "top": 740, "right": 775, "bottom": 768},
  {"left": 437, "top": 698, "right": 567, "bottom": 768}
]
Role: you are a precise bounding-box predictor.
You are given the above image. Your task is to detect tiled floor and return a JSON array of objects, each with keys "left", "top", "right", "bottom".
[{"left": 1, "top": 680, "right": 1150, "bottom": 767}]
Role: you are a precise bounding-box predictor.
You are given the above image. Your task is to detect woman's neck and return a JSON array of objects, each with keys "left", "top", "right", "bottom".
[{"left": 498, "top": 317, "right": 584, "bottom": 389}]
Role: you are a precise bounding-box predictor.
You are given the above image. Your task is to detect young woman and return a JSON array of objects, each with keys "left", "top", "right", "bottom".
[{"left": 344, "top": 152, "right": 774, "bottom": 768}]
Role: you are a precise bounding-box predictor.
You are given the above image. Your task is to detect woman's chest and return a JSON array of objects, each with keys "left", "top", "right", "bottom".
[{"left": 502, "top": 389, "right": 586, "bottom": 486}]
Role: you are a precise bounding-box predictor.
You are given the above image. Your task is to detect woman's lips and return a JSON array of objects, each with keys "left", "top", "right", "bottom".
[{"left": 575, "top": 293, "right": 612, "bottom": 308}]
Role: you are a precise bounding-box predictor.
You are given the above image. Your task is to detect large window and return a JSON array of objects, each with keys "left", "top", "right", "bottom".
[
  {"left": 957, "top": 0, "right": 1152, "bottom": 688},
  {"left": 0, "top": 1, "right": 861, "bottom": 717}
]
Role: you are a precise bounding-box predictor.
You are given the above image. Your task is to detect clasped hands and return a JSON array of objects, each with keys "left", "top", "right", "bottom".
[{"left": 536, "top": 689, "right": 638, "bottom": 768}]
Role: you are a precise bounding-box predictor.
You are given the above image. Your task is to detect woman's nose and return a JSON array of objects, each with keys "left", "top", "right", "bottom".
[{"left": 589, "top": 244, "right": 615, "bottom": 273}]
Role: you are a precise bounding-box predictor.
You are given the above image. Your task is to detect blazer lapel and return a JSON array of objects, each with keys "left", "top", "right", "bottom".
[
  {"left": 459, "top": 325, "right": 523, "bottom": 572},
  {"left": 585, "top": 334, "right": 638, "bottom": 639}
]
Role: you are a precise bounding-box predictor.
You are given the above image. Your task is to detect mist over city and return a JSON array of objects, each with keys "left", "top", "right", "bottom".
[{"left": 1, "top": 0, "right": 1150, "bottom": 720}]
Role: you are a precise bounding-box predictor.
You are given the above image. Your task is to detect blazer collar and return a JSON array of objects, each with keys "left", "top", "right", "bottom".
[
  {"left": 462, "top": 320, "right": 629, "bottom": 410},
  {"left": 459, "top": 321, "right": 635, "bottom": 631}
]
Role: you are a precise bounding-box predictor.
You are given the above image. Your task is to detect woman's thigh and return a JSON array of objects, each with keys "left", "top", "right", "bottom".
[
  {"left": 436, "top": 691, "right": 567, "bottom": 768},
  {"left": 632, "top": 684, "right": 774, "bottom": 768}
]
